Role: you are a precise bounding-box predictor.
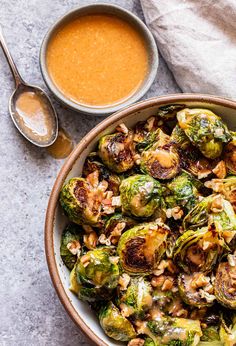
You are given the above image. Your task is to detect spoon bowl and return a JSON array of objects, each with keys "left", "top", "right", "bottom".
[
  {"left": 0, "top": 25, "right": 58, "bottom": 147},
  {"left": 10, "top": 83, "right": 58, "bottom": 147}
]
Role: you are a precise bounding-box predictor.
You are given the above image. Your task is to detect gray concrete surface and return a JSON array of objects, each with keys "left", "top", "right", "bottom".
[{"left": 0, "top": 0, "right": 180, "bottom": 345}]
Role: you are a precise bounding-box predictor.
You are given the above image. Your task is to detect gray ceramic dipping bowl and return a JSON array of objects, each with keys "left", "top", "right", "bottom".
[{"left": 40, "top": 3, "right": 159, "bottom": 116}]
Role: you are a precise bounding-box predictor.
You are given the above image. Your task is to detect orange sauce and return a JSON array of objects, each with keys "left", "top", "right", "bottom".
[
  {"left": 46, "top": 14, "right": 148, "bottom": 107},
  {"left": 47, "top": 127, "right": 74, "bottom": 159},
  {"left": 15, "top": 91, "right": 55, "bottom": 143}
]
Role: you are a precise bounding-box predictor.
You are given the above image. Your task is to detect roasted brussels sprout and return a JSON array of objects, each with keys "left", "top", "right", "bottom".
[
  {"left": 76, "top": 248, "right": 119, "bottom": 301},
  {"left": 142, "top": 317, "right": 202, "bottom": 346},
  {"left": 82, "top": 152, "right": 120, "bottom": 195},
  {"left": 98, "top": 131, "right": 135, "bottom": 173},
  {"left": 171, "top": 124, "right": 191, "bottom": 150},
  {"left": 140, "top": 129, "right": 180, "bottom": 180},
  {"left": 120, "top": 174, "right": 163, "bottom": 218},
  {"left": 60, "top": 223, "right": 82, "bottom": 270},
  {"left": 173, "top": 227, "right": 224, "bottom": 274},
  {"left": 177, "top": 108, "right": 232, "bottom": 159},
  {"left": 225, "top": 132, "right": 236, "bottom": 175},
  {"left": 117, "top": 222, "right": 170, "bottom": 275},
  {"left": 214, "top": 254, "right": 236, "bottom": 309},
  {"left": 178, "top": 272, "right": 215, "bottom": 308},
  {"left": 69, "top": 264, "right": 81, "bottom": 294},
  {"left": 220, "top": 313, "right": 236, "bottom": 346},
  {"left": 183, "top": 194, "right": 236, "bottom": 234},
  {"left": 99, "top": 302, "right": 136, "bottom": 341},
  {"left": 205, "top": 176, "right": 236, "bottom": 212},
  {"left": 165, "top": 171, "right": 200, "bottom": 212},
  {"left": 60, "top": 172, "right": 116, "bottom": 227},
  {"left": 119, "top": 277, "right": 152, "bottom": 319}
]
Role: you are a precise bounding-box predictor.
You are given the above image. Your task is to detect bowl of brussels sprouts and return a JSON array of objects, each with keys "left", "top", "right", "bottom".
[{"left": 45, "top": 94, "right": 236, "bottom": 346}]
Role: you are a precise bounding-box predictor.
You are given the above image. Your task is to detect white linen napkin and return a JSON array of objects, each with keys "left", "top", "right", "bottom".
[{"left": 140, "top": 0, "right": 236, "bottom": 98}]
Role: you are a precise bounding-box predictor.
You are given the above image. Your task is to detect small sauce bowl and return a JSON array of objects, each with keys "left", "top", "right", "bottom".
[{"left": 40, "top": 3, "right": 158, "bottom": 116}]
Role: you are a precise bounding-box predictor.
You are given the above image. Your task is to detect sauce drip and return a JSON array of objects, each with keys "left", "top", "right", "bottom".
[
  {"left": 47, "top": 128, "right": 74, "bottom": 159},
  {"left": 46, "top": 14, "right": 148, "bottom": 107},
  {"left": 15, "top": 91, "right": 54, "bottom": 143}
]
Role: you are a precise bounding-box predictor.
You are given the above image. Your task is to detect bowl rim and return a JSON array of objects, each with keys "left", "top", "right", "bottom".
[
  {"left": 45, "top": 93, "right": 236, "bottom": 346},
  {"left": 39, "top": 2, "right": 159, "bottom": 116}
]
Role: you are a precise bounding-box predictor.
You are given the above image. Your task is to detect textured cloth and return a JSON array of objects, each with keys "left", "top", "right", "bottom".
[{"left": 140, "top": 0, "right": 236, "bottom": 98}]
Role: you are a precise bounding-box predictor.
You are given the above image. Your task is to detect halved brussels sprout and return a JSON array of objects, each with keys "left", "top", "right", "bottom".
[
  {"left": 120, "top": 174, "right": 163, "bottom": 218},
  {"left": 173, "top": 227, "right": 224, "bottom": 274},
  {"left": 214, "top": 255, "right": 236, "bottom": 309},
  {"left": 104, "top": 213, "right": 137, "bottom": 244},
  {"left": 117, "top": 221, "right": 170, "bottom": 275},
  {"left": 60, "top": 223, "right": 82, "bottom": 270},
  {"left": 171, "top": 124, "right": 191, "bottom": 150},
  {"left": 178, "top": 272, "right": 215, "bottom": 308},
  {"left": 205, "top": 177, "right": 236, "bottom": 212},
  {"left": 119, "top": 277, "right": 152, "bottom": 319},
  {"left": 99, "top": 302, "right": 136, "bottom": 341},
  {"left": 165, "top": 171, "right": 200, "bottom": 212},
  {"left": 98, "top": 131, "right": 135, "bottom": 173},
  {"left": 60, "top": 172, "right": 115, "bottom": 227},
  {"left": 220, "top": 313, "right": 236, "bottom": 346},
  {"left": 76, "top": 247, "right": 119, "bottom": 301},
  {"left": 225, "top": 132, "right": 236, "bottom": 175},
  {"left": 82, "top": 152, "right": 120, "bottom": 195},
  {"left": 140, "top": 129, "right": 180, "bottom": 180},
  {"left": 177, "top": 108, "right": 232, "bottom": 159},
  {"left": 183, "top": 194, "right": 236, "bottom": 235},
  {"left": 143, "top": 317, "right": 202, "bottom": 346}
]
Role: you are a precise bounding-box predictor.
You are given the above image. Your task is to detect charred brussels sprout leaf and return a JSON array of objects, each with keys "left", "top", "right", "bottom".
[
  {"left": 144, "top": 317, "right": 202, "bottom": 346},
  {"left": 140, "top": 129, "right": 180, "bottom": 180},
  {"left": 120, "top": 174, "right": 163, "bottom": 218},
  {"left": 220, "top": 313, "right": 236, "bottom": 346},
  {"left": 60, "top": 223, "right": 82, "bottom": 269},
  {"left": 98, "top": 131, "right": 135, "bottom": 173},
  {"left": 178, "top": 272, "right": 215, "bottom": 308},
  {"left": 117, "top": 222, "right": 170, "bottom": 275},
  {"left": 76, "top": 248, "right": 119, "bottom": 301},
  {"left": 173, "top": 227, "right": 224, "bottom": 274},
  {"left": 177, "top": 108, "right": 231, "bottom": 159},
  {"left": 171, "top": 124, "right": 191, "bottom": 150},
  {"left": 119, "top": 277, "right": 152, "bottom": 319},
  {"left": 82, "top": 152, "right": 120, "bottom": 195},
  {"left": 69, "top": 264, "right": 81, "bottom": 294},
  {"left": 225, "top": 132, "right": 236, "bottom": 175},
  {"left": 199, "top": 326, "right": 221, "bottom": 345},
  {"left": 99, "top": 302, "right": 136, "bottom": 341},
  {"left": 214, "top": 255, "right": 236, "bottom": 309},
  {"left": 157, "top": 104, "right": 185, "bottom": 119},
  {"left": 104, "top": 213, "right": 137, "bottom": 244},
  {"left": 165, "top": 172, "right": 200, "bottom": 212}
]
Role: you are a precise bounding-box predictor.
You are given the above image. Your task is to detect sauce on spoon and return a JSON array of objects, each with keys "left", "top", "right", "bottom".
[
  {"left": 47, "top": 127, "right": 74, "bottom": 159},
  {"left": 15, "top": 91, "right": 55, "bottom": 143}
]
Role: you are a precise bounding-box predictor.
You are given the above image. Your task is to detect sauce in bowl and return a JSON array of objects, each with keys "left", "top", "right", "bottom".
[{"left": 46, "top": 14, "right": 148, "bottom": 107}]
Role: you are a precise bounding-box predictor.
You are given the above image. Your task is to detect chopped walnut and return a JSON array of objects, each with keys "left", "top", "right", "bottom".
[
  {"left": 211, "top": 194, "right": 224, "bottom": 213},
  {"left": 109, "top": 256, "right": 119, "bottom": 265},
  {"left": 166, "top": 206, "right": 184, "bottom": 220},
  {"left": 134, "top": 153, "right": 141, "bottom": 165},
  {"left": 197, "top": 169, "right": 212, "bottom": 179},
  {"left": 116, "top": 123, "right": 129, "bottom": 134},
  {"left": 212, "top": 160, "right": 227, "bottom": 179},
  {"left": 151, "top": 275, "right": 165, "bottom": 287},
  {"left": 191, "top": 273, "right": 210, "bottom": 289},
  {"left": 80, "top": 254, "right": 90, "bottom": 267},
  {"left": 128, "top": 339, "right": 145, "bottom": 346},
  {"left": 67, "top": 240, "right": 81, "bottom": 256},
  {"left": 118, "top": 273, "right": 131, "bottom": 291},
  {"left": 162, "top": 277, "right": 174, "bottom": 291},
  {"left": 98, "top": 234, "right": 111, "bottom": 246},
  {"left": 83, "top": 231, "right": 98, "bottom": 250},
  {"left": 111, "top": 195, "right": 122, "bottom": 207},
  {"left": 120, "top": 303, "right": 134, "bottom": 317}
]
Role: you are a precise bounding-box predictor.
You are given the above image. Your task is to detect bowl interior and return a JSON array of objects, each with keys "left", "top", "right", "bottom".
[
  {"left": 48, "top": 96, "right": 236, "bottom": 346},
  {"left": 40, "top": 4, "right": 158, "bottom": 115}
]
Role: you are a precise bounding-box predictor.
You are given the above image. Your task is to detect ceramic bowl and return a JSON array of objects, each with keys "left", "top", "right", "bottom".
[
  {"left": 40, "top": 3, "right": 158, "bottom": 116},
  {"left": 45, "top": 94, "right": 236, "bottom": 346}
]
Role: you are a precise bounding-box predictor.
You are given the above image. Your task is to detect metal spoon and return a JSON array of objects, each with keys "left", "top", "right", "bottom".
[{"left": 0, "top": 25, "right": 58, "bottom": 147}]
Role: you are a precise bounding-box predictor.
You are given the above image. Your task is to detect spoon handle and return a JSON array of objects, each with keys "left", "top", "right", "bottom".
[{"left": 0, "top": 24, "right": 24, "bottom": 87}]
